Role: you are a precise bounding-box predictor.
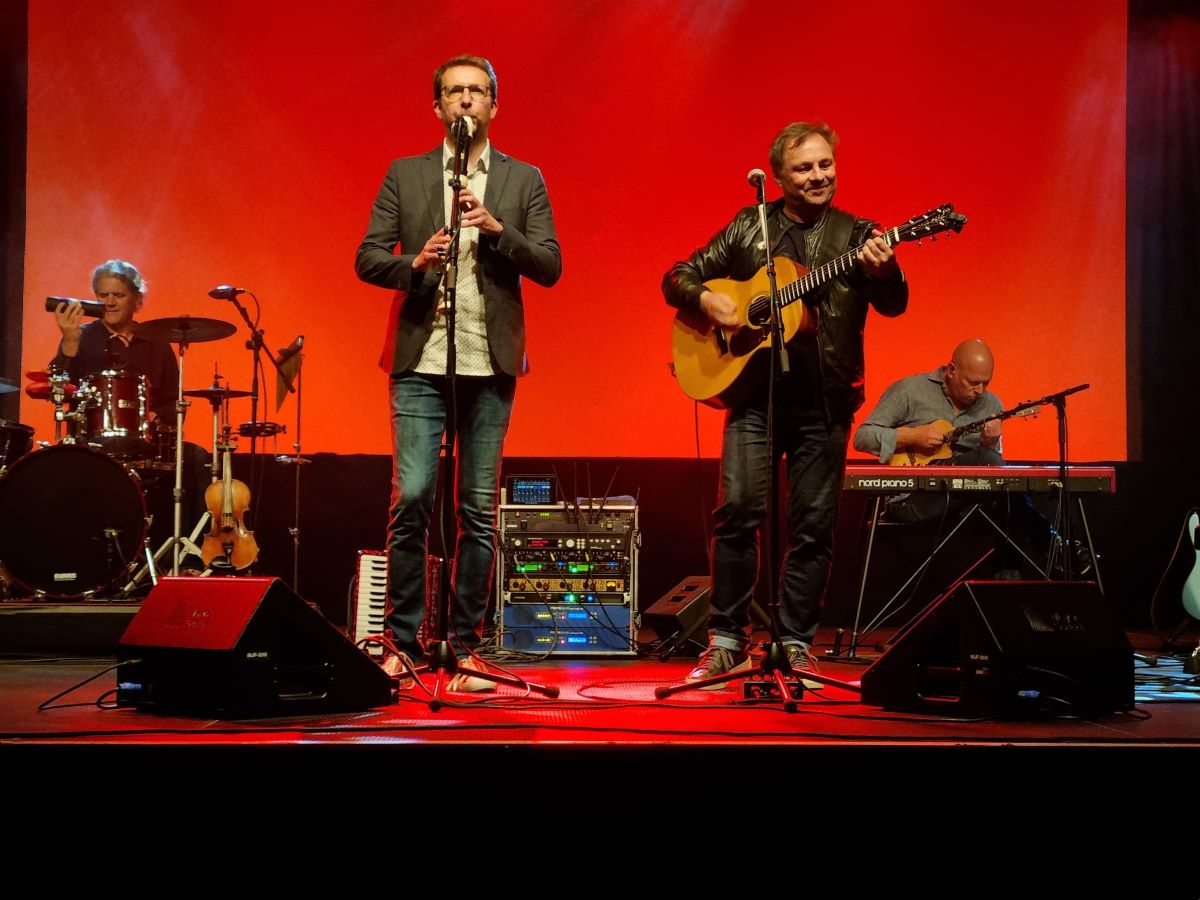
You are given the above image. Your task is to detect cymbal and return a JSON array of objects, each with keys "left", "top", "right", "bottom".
[
  {"left": 136, "top": 316, "right": 237, "bottom": 345},
  {"left": 0, "top": 377, "right": 19, "bottom": 395},
  {"left": 25, "top": 382, "right": 77, "bottom": 400},
  {"left": 239, "top": 421, "right": 285, "bottom": 438},
  {"left": 183, "top": 387, "right": 253, "bottom": 402}
]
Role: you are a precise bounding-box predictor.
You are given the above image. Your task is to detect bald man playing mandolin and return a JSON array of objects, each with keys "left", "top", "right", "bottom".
[{"left": 854, "top": 339, "right": 1005, "bottom": 467}]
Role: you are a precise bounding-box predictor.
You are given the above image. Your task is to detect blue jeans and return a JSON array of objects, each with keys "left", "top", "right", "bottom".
[
  {"left": 709, "top": 391, "right": 850, "bottom": 651},
  {"left": 385, "top": 371, "right": 515, "bottom": 658}
]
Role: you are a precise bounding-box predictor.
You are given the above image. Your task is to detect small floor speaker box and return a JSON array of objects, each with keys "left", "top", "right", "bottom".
[
  {"left": 860, "top": 580, "right": 1132, "bottom": 718},
  {"left": 643, "top": 576, "right": 711, "bottom": 655},
  {"left": 118, "top": 576, "right": 392, "bottom": 717}
]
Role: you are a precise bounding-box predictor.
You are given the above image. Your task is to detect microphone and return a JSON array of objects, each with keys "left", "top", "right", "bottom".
[
  {"left": 747, "top": 168, "right": 767, "bottom": 188},
  {"left": 209, "top": 285, "right": 247, "bottom": 300},
  {"left": 45, "top": 296, "right": 105, "bottom": 317},
  {"left": 453, "top": 115, "right": 476, "bottom": 144},
  {"left": 277, "top": 335, "right": 304, "bottom": 362}
]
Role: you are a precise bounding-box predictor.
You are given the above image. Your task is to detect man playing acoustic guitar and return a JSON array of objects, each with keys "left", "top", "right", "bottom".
[{"left": 662, "top": 122, "right": 908, "bottom": 684}]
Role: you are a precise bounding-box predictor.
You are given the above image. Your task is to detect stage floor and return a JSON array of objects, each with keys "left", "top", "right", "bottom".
[
  {"left": 4, "top": 623, "right": 1198, "bottom": 845},
  {"left": 3, "top": 629, "right": 1196, "bottom": 747}
]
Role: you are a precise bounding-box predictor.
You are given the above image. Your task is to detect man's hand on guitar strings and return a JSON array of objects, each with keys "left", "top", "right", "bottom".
[{"left": 700, "top": 290, "right": 740, "bottom": 329}]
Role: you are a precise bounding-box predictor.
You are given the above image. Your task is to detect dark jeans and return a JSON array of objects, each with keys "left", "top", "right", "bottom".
[
  {"left": 385, "top": 371, "right": 515, "bottom": 658},
  {"left": 710, "top": 389, "right": 850, "bottom": 650}
]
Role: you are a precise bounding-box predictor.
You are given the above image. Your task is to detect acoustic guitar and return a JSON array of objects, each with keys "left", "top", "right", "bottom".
[
  {"left": 891, "top": 404, "right": 1041, "bottom": 466},
  {"left": 670, "top": 204, "right": 967, "bottom": 409}
]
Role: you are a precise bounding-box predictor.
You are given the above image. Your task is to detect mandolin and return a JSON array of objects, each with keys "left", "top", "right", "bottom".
[
  {"left": 670, "top": 204, "right": 967, "bottom": 409},
  {"left": 891, "top": 404, "right": 1041, "bottom": 466}
]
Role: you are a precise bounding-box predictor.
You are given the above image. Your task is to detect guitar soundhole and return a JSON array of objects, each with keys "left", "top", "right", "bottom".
[{"left": 747, "top": 295, "right": 771, "bottom": 327}]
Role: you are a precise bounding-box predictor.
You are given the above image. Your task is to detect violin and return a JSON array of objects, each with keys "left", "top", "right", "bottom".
[{"left": 200, "top": 426, "right": 259, "bottom": 570}]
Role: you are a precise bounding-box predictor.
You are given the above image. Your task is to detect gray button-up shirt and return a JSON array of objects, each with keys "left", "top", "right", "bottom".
[{"left": 853, "top": 366, "right": 1003, "bottom": 464}]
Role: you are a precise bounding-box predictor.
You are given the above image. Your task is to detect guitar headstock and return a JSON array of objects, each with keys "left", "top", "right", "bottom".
[{"left": 897, "top": 204, "right": 968, "bottom": 243}]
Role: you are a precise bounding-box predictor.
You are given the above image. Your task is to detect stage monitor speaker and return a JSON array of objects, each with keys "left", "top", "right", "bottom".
[
  {"left": 643, "top": 576, "right": 710, "bottom": 657},
  {"left": 860, "top": 580, "right": 1132, "bottom": 718},
  {"left": 118, "top": 576, "right": 392, "bottom": 717}
]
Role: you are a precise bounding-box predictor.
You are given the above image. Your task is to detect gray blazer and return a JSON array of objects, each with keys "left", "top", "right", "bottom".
[{"left": 355, "top": 146, "right": 562, "bottom": 376}]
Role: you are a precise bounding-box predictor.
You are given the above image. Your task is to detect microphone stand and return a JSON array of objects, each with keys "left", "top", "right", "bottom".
[
  {"left": 275, "top": 346, "right": 308, "bottom": 593},
  {"left": 1026, "top": 382, "right": 1091, "bottom": 582},
  {"left": 657, "top": 173, "right": 854, "bottom": 710},
  {"left": 411, "top": 117, "right": 555, "bottom": 709},
  {"left": 222, "top": 293, "right": 294, "bottom": 450},
  {"left": 221, "top": 292, "right": 294, "bottom": 563}
]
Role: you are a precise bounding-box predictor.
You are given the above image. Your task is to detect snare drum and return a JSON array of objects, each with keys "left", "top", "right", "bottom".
[
  {"left": 0, "top": 444, "right": 148, "bottom": 598},
  {"left": 0, "top": 420, "right": 33, "bottom": 473},
  {"left": 77, "top": 370, "right": 150, "bottom": 458}
]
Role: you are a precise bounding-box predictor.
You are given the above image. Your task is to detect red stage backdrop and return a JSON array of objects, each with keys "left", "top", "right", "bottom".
[{"left": 21, "top": 0, "right": 1127, "bottom": 461}]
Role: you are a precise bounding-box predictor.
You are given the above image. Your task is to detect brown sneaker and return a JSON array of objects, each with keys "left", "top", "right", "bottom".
[
  {"left": 686, "top": 645, "right": 751, "bottom": 690},
  {"left": 785, "top": 644, "right": 823, "bottom": 691}
]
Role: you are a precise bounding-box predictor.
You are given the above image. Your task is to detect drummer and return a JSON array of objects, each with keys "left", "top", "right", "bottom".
[
  {"left": 50, "top": 260, "right": 209, "bottom": 564},
  {"left": 51, "top": 259, "right": 178, "bottom": 420}
]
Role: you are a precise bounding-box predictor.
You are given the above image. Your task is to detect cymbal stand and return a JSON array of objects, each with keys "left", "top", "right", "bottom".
[
  {"left": 121, "top": 511, "right": 210, "bottom": 595},
  {"left": 119, "top": 345, "right": 209, "bottom": 594},
  {"left": 168, "top": 336, "right": 193, "bottom": 574}
]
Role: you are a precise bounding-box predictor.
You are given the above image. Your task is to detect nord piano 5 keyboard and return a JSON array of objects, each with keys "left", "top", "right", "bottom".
[{"left": 843, "top": 464, "right": 1116, "bottom": 494}]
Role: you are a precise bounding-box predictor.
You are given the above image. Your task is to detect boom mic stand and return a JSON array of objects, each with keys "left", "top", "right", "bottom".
[
  {"left": 656, "top": 170, "right": 854, "bottom": 711},
  {"left": 1027, "top": 382, "right": 1099, "bottom": 587},
  {"left": 274, "top": 339, "right": 307, "bottom": 593},
  {"left": 220, "top": 290, "right": 295, "bottom": 541},
  {"left": 411, "top": 116, "right": 556, "bottom": 710}
]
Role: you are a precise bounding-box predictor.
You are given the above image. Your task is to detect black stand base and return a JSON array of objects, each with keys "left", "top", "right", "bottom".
[
  {"left": 654, "top": 640, "right": 859, "bottom": 712},
  {"left": 390, "top": 640, "right": 559, "bottom": 712}
]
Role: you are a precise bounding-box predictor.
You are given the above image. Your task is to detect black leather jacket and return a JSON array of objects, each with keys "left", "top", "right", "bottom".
[{"left": 662, "top": 200, "right": 908, "bottom": 422}]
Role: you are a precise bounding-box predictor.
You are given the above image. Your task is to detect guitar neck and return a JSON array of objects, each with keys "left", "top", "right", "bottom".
[{"left": 777, "top": 227, "right": 899, "bottom": 309}]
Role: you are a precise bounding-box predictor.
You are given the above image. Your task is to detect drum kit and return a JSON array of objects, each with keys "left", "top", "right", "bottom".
[{"left": 0, "top": 313, "right": 290, "bottom": 601}]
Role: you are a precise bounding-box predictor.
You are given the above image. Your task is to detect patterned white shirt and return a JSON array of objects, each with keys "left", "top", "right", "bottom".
[{"left": 414, "top": 141, "right": 494, "bottom": 376}]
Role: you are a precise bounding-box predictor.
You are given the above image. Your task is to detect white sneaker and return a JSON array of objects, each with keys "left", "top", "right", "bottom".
[{"left": 447, "top": 656, "right": 496, "bottom": 693}]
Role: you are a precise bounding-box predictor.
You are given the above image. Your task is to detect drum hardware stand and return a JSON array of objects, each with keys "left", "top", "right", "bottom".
[
  {"left": 406, "top": 117, "right": 556, "bottom": 708},
  {"left": 119, "top": 510, "right": 213, "bottom": 596},
  {"left": 167, "top": 335, "right": 195, "bottom": 575},
  {"left": 50, "top": 372, "right": 85, "bottom": 445},
  {"left": 656, "top": 170, "right": 857, "bottom": 709}
]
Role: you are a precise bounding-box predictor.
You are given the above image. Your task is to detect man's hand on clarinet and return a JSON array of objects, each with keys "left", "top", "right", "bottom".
[{"left": 413, "top": 228, "right": 453, "bottom": 272}]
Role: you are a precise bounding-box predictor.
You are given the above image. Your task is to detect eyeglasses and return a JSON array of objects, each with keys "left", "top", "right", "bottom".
[{"left": 441, "top": 84, "right": 491, "bottom": 100}]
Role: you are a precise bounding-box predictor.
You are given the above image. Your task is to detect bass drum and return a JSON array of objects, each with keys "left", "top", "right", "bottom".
[
  {"left": 0, "top": 444, "right": 147, "bottom": 598},
  {"left": 0, "top": 420, "right": 34, "bottom": 473}
]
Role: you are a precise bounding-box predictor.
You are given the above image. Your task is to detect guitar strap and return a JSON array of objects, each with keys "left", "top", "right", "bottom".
[{"left": 810, "top": 207, "right": 857, "bottom": 269}]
